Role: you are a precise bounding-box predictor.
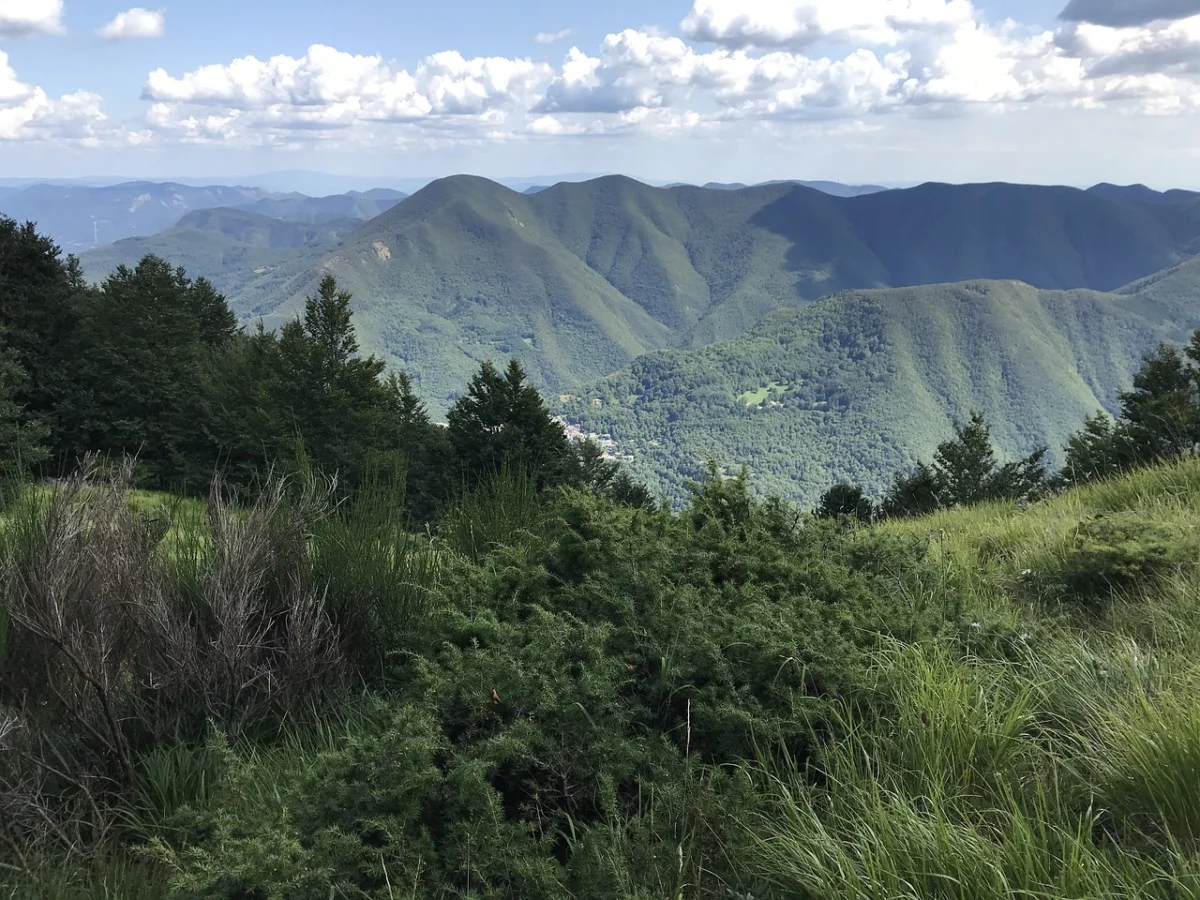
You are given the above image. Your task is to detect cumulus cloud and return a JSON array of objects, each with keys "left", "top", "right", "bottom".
[
  {"left": 0, "top": 51, "right": 112, "bottom": 143},
  {"left": 535, "top": 29, "right": 572, "bottom": 44},
  {"left": 97, "top": 8, "right": 166, "bottom": 40},
  {"left": 0, "top": 0, "right": 64, "bottom": 35},
  {"left": 128, "top": 0, "right": 1200, "bottom": 152},
  {"left": 143, "top": 43, "right": 550, "bottom": 139},
  {"left": 1058, "top": 15, "right": 1200, "bottom": 78},
  {"left": 1058, "top": 0, "right": 1200, "bottom": 27}
]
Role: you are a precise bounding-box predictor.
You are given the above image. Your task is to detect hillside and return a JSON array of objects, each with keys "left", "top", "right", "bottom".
[
  {"left": 172, "top": 208, "right": 362, "bottom": 248},
  {"left": 119, "top": 174, "right": 1193, "bottom": 405},
  {"left": 560, "top": 268, "right": 1200, "bottom": 505}
]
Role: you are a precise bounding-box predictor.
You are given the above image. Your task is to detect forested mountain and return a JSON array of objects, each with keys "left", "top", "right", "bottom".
[
  {"left": 80, "top": 173, "right": 1200, "bottom": 406},
  {"left": 562, "top": 258, "right": 1200, "bottom": 505},
  {"left": 175, "top": 208, "right": 366, "bottom": 247}
]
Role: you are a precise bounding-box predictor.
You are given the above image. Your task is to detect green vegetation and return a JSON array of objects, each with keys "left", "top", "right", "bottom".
[
  {"left": 565, "top": 268, "right": 1200, "bottom": 505},
  {"left": 9, "top": 194, "right": 1200, "bottom": 898},
  {"left": 7, "top": 432, "right": 1200, "bottom": 896},
  {"left": 80, "top": 176, "right": 1200, "bottom": 408}
]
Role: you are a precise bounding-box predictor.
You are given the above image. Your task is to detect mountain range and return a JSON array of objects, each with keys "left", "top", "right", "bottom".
[
  {"left": 71, "top": 174, "right": 1200, "bottom": 503},
  {"left": 82, "top": 175, "right": 1200, "bottom": 404},
  {"left": 0, "top": 182, "right": 409, "bottom": 251}
]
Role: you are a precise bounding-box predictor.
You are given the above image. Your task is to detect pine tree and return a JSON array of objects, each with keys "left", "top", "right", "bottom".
[
  {"left": 933, "top": 413, "right": 999, "bottom": 507},
  {"left": 0, "top": 326, "right": 48, "bottom": 475},
  {"left": 304, "top": 274, "right": 358, "bottom": 379},
  {"left": 62, "top": 256, "right": 217, "bottom": 485},
  {"left": 447, "top": 360, "right": 572, "bottom": 489},
  {"left": 816, "top": 483, "right": 875, "bottom": 522},
  {"left": 881, "top": 412, "right": 1047, "bottom": 518},
  {"left": 881, "top": 463, "right": 941, "bottom": 519},
  {"left": 1117, "top": 343, "right": 1199, "bottom": 463},
  {"left": 1061, "top": 334, "right": 1200, "bottom": 486},
  {"left": 0, "top": 217, "right": 82, "bottom": 452}
]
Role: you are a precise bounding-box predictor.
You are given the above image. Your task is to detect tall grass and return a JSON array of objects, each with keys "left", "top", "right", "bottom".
[
  {"left": 308, "top": 465, "right": 443, "bottom": 676},
  {"left": 749, "top": 640, "right": 1200, "bottom": 900},
  {"left": 437, "top": 467, "right": 546, "bottom": 562}
]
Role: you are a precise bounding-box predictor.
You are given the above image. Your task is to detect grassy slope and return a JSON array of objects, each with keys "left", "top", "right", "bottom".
[
  {"left": 563, "top": 271, "right": 1200, "bottom": 505},
  {"left": 755, "top": 456, "right": 1200, "bottom": 899},
  {"left": 81, "top": 176, "right": 1200, "bottom": 406}
]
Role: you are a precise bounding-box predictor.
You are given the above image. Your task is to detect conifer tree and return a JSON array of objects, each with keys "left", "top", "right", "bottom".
[{"left": 447, "top": 359, "right": 572, "bottom": 489}]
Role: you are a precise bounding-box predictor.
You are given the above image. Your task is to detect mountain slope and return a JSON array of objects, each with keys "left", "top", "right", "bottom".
[
  {"left": 560, "top": 266, "right": 1200, "bottom": 505},
  {"left": 174, "top": 208, "right": 363, "bottom": 247}
]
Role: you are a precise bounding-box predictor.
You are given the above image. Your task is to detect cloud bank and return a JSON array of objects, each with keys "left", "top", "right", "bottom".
[{"left": 8, "top": 0, "right": 1200, "bottom": 151}]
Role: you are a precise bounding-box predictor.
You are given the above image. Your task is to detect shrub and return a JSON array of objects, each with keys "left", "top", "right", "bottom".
[{"left": 1056, "top": 513, "right": 1194, "bottom": 607}]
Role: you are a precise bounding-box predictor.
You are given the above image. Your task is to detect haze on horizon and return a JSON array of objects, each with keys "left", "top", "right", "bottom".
[{"left": 1, "top": 0, "right": 1199, "bottom": 189}]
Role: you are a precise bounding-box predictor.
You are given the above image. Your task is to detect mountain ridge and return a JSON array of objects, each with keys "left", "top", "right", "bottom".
[{"left": 82, "top": 173, "right": 1200, "bottom": 407}]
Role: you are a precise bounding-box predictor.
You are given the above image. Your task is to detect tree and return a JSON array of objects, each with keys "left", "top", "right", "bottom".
[
  {"left": 447, "top": 360, "right": 572, "bottom": 489},
  {"left": 816, "top": 482, "right": 875, "bottom": 522},
  {"left": 269, "top": 276, "right": 397, "bottom": 485},
  {"left": 303, "top": 274, "right": 358, "bottom": 378},
  {"left": 1061, "top": 335, "right": 1200, "bottom": 486},
  {"left": 0, "top": 217, "right": 83, "bottom": 454},
  {"left": 0, "top": 326, "right": 48, "bottom": 478},
  {"left": 881, "top": 463, "right": 941, "bottom": 519},
  {"left": 59, "top": 256, "right": 228, "bottom": 487},
  {"left": 933, "top": 413, "right": 999, "bottom": 507},
  {"left": 1115, "top": 344, "right": 1198, "bottom": 463},
  {"left": 881, "top": 413, "right": 1047, "bottom": 518}
]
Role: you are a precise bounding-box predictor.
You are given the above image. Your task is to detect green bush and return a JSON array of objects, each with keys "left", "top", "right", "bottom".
[{"left": 1057, "top": 513, "right": 1194, "bottom": 607}]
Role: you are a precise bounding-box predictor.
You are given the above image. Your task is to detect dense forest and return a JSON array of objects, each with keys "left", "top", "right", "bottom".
[
  {"left": 0, "top": 217, "right": 650, "bottom": 521},
  {"left": 5, "top": 216, "right": 1200, "bottom": 898}
]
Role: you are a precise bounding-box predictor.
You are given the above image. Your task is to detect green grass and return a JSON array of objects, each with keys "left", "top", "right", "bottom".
[
  {"left": 8, "top": 458, "right": 1200, "bottom": 898},
  {"left": 747, "top": 456, "right": 1200, "bottom": 899}
]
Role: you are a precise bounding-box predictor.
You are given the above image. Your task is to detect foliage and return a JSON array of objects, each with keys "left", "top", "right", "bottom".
[
  {"left": 447, "top": 360, "right": 574, "bottom": 491},
  {"left": 563, "top": 275, "right": 1194, "bottom": 506},
  {"left": 880, "top": 412, "right": 1048, "bottom": 518},
  {"left": 1062, "top": 334, "right": 1200, "bottom": 485},
  {"left": 815, "top": 482, "right": 876, "bottom": 522},
  {"left": 1053, "top": 513, "right": 1195, "bottom": 607}
]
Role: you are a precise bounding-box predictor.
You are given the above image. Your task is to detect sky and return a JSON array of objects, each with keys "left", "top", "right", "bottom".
[{"left": 1, "top": 0, "right": 1200, "bottom": 188}]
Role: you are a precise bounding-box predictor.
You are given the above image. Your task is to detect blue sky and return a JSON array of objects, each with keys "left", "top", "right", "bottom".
[{"left": 1, "top": 0, "right": 1199, "bottom": 187}]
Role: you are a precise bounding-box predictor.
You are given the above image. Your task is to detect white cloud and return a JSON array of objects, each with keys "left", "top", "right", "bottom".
[
  {"left": 1059, "top": 15, "right": 1200, "bottom": 76},
  {"left": 0, "top": 51, "right": 111, "bottom": 142},
  {"left": 0, "top": 0, "right": 63, "bottom": 35},
  {"left": 128, "top": 1, "right": 1200, "bottom": 153},
  {"left": 97, "top": 7, "right": 166, "bottom": 40},
  {"left": 681, "top": 0, "right": 976, "bottom": 49},
  {"left": 1058, "top": 0, "right": 1200, "bottom": 28},
  {"left": 143, "top": 44, "right": 550, "bottom": 141},
  {"left": 535, "top": 28, "right": 572, "bottom": 44}
]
